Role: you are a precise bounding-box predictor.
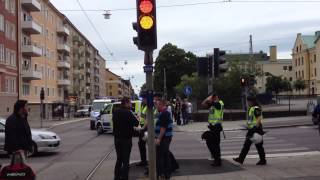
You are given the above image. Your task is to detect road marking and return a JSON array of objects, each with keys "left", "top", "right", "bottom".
[
  {"left": 48, "top": 118, "right": 89, "bottom": 129},
  {"left": 222, "top": 147, "right": 310, "bottom": 156},
  {"left": 223, "top": 151, "right": 320, "bottom": 159}
]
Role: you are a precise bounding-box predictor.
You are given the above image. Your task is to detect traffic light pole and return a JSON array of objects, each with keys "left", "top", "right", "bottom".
[{"left": 144, "top": 51, "right": 157, "bottom": 180}]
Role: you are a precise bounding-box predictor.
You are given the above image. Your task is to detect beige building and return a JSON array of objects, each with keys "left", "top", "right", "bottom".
[
  {"left": 292, "top": 31, "right": 320, "bottom": 95},
  {"left": 105, "top": 69, "right": 134, "bottom": 99},
  {"left": 255, "top": 46, "right": 293, "bottom": 93}
]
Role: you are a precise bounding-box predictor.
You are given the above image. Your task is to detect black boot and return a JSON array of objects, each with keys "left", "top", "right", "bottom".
[
  {"left": 256, "top": 160, "right": 267, "bottom": 165},
  {"left": 233, "top": 157, "right": 243, "bottom": 165}
]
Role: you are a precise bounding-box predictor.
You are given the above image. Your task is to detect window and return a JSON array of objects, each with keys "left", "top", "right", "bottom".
[
  {"left": 315, "top": 68, "right": 317, "bottom": 77},
  {"left": 5, "top": 48, "right": 10, "bottom": 64},
  {"left": 22, "top": 84, "right": 30, "bottom": 96},
  {"left": 5, "top": 78, "right": 9, "bottom": 93},
  {"left": 295, "top": 59, "right": 297, "bottom": 66},
  {"left": 289, "top": 77, "right": 293, "bottom": 81},
  {"left": 52, "top": 88, "right": 55, "bottom": 96},
  {"left": 302, "top": 70, "right": 304, "bottom": 78},
  {"left": 58, "top": 88, "right": 62, "bottom": 97},
  {"left": 47, "top": 88, "right": 50, "bottom": 96},
  {"left": 109, "top": 92, "right": 112, "bottom": 96},
  {"left": 10, "top": 50, "right": 16, "bottom": 67},
  {"left": 5, "top": 21, "right": 15, "bottom": 41},
  {"left": 283, "top": 66, "right": 288, "bottom": 71},
  {"left": 296, "top": 72, "right": 298, "bottom": 78},
  {"left": 0, "top": 44, "right": 4, "bottom": 62},
  {"left": 35, "top": 86, "right": 38, "bottom": 95},
  {"left": 301, "top": 57, "right": 304, "bottom": 65},
  {"left": 298, "top": 58, "right": 300, "bottom": 66},
  {"left": 298, "top": 71, "right": 301, "bottom": 77},
  {"left": 0, "top": 14, "right": 4, "bottom": 32},
  {"left": 5, "top": 0, "right": 9, "bottom": 11},
  {"left": 315, "top": 55, "right": 317, "bottom": 63},
  {"left": 9, "top": 0, "right": 15, "bottom": 14}
]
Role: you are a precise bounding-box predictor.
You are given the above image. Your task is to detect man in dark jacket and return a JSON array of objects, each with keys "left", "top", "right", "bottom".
[
  {"left": 113, "top": 97, "right": 139, "bottom": 180},
  {"left": 4, "top": 100, "right": 32, "bottom": 155}
]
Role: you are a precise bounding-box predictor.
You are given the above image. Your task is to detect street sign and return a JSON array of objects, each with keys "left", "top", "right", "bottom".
[{"left": 184, "top": 86, "right": 192, "bottom": 96}]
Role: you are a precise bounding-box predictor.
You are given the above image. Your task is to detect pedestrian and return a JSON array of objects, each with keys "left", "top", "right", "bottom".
[
  {"left": 186, "top": 100, "right": 192, "bottom": 124},
  {"left": 155, "top": 99, "right": 173, "bottom": 179},
  {"left": 112, "top": 97, "right": 139, "bottom": 180},
  {"left": 4, "top": 100, "right": 33, "bottom": 157},
  {"left": 201, "top": 93, "right": 224, "bottom": 166},
  {"left": 174, "top": 98, "right": 182, "bottom": 126},
  {"left": 136, "top": 97, "right": 148, "bottom": 167},
  {"left": 181, "top": 99, "right": 188, "bottom": 125},
  {"left": 233, "top": 96, "right": 267, "bottom": 165},
  {"left": 312, "top": 97, "right": 320, "bottom": 134}
]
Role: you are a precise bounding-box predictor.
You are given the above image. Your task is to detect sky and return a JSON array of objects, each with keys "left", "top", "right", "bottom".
[{"left": 50, "top": 0, "right": 320, "bottom": 94}]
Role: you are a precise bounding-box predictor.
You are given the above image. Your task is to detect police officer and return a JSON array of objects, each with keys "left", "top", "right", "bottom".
[
  {"left": 233, "top": 96, "right": 266, "bottom": 165},
  {"left": 136, "top": 97, "right": 148, "bottom": 166},
  {"left": 201, "top": 93, "right": 224, "bottom": 166}
]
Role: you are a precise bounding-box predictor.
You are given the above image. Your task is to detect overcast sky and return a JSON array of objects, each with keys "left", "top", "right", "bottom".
[{"left": 50, "top": 0, "right": 320, "bottom": 94}]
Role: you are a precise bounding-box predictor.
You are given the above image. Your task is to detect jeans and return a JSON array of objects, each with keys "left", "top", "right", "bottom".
[
  {"left": 138, "top": 129, "right": 147, "bottom": 163},
  {"left": 156, "top": 137, "right": 172, "bottom": 177},
  {"left": 114, "top": 138, "right": 132, "bottom": 180}
]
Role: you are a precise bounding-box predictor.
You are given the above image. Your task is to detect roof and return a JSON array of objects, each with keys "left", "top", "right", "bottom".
[
  {"left": 301, "top": 35, "right": 317, "bottom": 48},
  {"left": 257, "top": 59, "right": 292, "bottom": 65}
]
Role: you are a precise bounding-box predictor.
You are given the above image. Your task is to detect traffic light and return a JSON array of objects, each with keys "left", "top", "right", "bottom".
[
  {"left": 240, "top": 77, "right": 247, "bottom": 87},
  {"left": 213, "top": 48, "right": 227, "bottom": 78},
  {"left": 133, "top": 0, "right": 157, "bottom": 51},
  {"left": 208, "top": 55, "right": 213, "bottom": 77},
  {"left": 197, "top": 57, "right": 209, "bottom": 77}
]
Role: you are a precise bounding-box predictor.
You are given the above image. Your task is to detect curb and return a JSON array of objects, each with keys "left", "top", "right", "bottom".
[{"left": 174, "top": 123, "right": 314, "bottom": 133}]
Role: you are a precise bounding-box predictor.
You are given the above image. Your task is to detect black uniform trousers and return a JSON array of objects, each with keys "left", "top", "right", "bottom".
[
  {"left": 206, "top": 124, "right": 222, "bottom": 163},
  {"left": 114, "top": 138, "right": 132, "bottom": 180},
  {"left": 138, "top": 128, "right": 147, "bottom": 163},
  {"left": 239, "top": 129, "right": 266, "bottom": 163},
  {"left": 156, "top": 136, "right": 172, "bottom": 177}
]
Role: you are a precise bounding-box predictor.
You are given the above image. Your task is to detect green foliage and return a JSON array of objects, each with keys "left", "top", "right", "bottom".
[
  {"left": 265, "top": 74, "right": 292, "bottom": 95},
  {"left": 175, "top": 73, "right": 207, "bottom": 100},
  {"left": 154, "top": 43, "right": 197, "bottom": 98},
  {"left": 293, "top": 79, "right": 306, "bottom": 94}
]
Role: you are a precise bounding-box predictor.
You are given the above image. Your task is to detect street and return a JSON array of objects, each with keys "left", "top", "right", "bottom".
[{"left": 1, "top": 118, "right": 319, "bottom": 179}]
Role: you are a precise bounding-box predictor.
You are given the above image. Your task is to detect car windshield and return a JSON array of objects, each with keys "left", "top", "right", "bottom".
[
  {"left": 79, "top": 105, "right": 90, "bottom": 110},
  {"left": 92, "top": 102, "right": 107, "bottom": 111}
]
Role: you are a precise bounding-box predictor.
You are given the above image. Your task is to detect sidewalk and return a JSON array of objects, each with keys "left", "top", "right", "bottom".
[
  {"left": 28, "top": 117, "right": 89, "bottom": 129},
  {"left": 176, "top": 116, "right": 314, "bottom": 132}
]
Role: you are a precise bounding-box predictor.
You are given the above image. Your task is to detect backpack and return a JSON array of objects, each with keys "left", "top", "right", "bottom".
[{"left": 0, "top": 151, "right": 35, "bottom": 180}]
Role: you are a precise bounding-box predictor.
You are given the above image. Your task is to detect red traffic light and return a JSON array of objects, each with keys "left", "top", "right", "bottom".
[{"left": 139, "top": 0, "right": 153, "bottom": 14}]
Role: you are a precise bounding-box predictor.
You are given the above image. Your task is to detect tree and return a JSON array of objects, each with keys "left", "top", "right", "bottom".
[
  {"left": 265, "top": 75, "right": 292, "bottom": 95},
  {"left": 293, "top": 79, "right": 306, "bottom": 95},
  {"left": 175, "top": 73, "right": 207, "bottom": 100},
  {"left": 154, "top": 43, "right": 197, "bottom": 99}
]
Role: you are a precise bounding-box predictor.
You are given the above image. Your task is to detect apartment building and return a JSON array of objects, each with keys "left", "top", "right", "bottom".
[
  {"left": 19, "top": 0, "right": 72, "bottom": 120},
  {"left": 0, "top": 0, "right": 18, "bottom": 118},
  {"left": 105, "top": 69, "right": 134, "bottom": 99},
  {"left": 292, "top": 31, "right": 320, "bottom": 95},
  {"left": 255, "top": 46, "right": 293, "bottom": 93}
]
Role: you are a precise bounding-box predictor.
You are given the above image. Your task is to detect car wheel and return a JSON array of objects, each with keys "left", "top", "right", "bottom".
[
  {"left": 28, "top": 142, "right": 38, "bottom": 157},
  {"left": 97, "top": 124, "right": 104, "bottom": 135},
  {"left": 90, "top": 121, "right": 95, "bottom": 130}
]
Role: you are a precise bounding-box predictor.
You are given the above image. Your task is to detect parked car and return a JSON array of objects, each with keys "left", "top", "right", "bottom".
[
  {"left": 75, "top": 105, "right": 92, "bottom": 117},
  {"left": 96, "top": 100, "right": 142, "bottom": 135},
  {"left": 0, "top": 118, "right": 61, "bottom": 156}
]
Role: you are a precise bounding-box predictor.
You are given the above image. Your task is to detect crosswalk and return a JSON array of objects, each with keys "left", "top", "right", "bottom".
[{"left": 190, "top": 130, "right": 312, "bottom": 157}]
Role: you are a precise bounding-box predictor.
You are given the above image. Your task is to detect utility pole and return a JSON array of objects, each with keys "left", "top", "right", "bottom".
[
  {"left": 164, "top": 68, "right": 167, "bottom": 100},
  {"left": 208, "top": 55, "right": 213, "bottom": 94},
  {"left": 144, "top": 52, "right": 156, "bottom": 180},
  {"left": 249, "top": 35, "right": 254, "bottom": 73}
]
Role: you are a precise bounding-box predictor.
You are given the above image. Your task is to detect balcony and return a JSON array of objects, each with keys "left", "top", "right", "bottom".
[
  {"left": 86, "top": 68, "right": 91, "bottom": 74},
  {"left": 21, "top": 0, "right": 41, "bottom": 11},
  {"left": 58, "top": 79, "right": 71, "bottom": 86},
  {"left": 22, "top": 69, "right": 42, "bottom": 80},
  {"left": 22, "top": 18, "right": 41, "bottom": 34},
  {"left": 22, "top": 44, "right": 42, "bottom": 57},
  {"left": 57, "top": 44, "right": 71, "bottom": 53},
  {"left": 57, "top": 26, "right": 70, "bottom": 36},
  {"left": 57, "top": 61, "right": 71, "bottom": 69}
]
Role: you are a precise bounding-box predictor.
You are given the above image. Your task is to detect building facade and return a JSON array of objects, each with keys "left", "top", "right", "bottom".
[
  {"left": 292, "top": 31, "right": 320, "bottom": 95},
  {"left": 0, "top": 0, "right": 18, "bottom": 118},
  {"left": 105, "top": 69, "right": 134, "bottom": 99}
]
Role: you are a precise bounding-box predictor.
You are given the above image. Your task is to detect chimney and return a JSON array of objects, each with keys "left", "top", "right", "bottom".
[{"left": 269, "top": 46, "right": 277, "bottom": 61}]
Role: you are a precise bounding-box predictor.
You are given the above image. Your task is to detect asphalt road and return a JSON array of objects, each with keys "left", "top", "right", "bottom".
[{"left": 0, "top": 120, "right": 319, "bottom": 180}]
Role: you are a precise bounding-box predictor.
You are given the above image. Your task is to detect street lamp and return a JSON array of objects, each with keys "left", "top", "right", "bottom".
[{"left": 103, "top": 10, "right": 111, "bottom": 19}]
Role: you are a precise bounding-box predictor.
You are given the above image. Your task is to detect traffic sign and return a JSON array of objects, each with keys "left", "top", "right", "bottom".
[{"left": 184, "top": 86, "right": 192, "bottom": 96}]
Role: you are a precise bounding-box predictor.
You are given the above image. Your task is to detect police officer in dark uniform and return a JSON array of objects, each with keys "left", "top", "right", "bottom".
[{"left": 201, "top": 93, "right": 224, "bottom": 166}]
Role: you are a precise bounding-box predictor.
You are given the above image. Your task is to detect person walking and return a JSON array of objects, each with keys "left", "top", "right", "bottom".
[
  {"left": 186, "top": 100, "right": 192, "bottom": 124},
  {"left": 181, "top": 99, "right": 188, "bottom": 125},
  {"left": 174, "top": 98, "right": 182, "bottom": 126},
  {"left": 155, "top": 99, "right": 173, "bottom": 179},
  {"left": 312, "top": 97, "right": 320, "bottom": 134},
  {"left": 113, "top": 97, "right": 139, "bottom": 180},
  {"left": 4, "top": 100, "right": 33, "bottom": 156},
  {"left": 233, "top": 96, "right": 266, "bottom": 165},
  {"left": 136, "top": 97, "right": 148, "bottom": 167},
  {"left": 201, "top": 93, "right": 224, "bottom": 166}
]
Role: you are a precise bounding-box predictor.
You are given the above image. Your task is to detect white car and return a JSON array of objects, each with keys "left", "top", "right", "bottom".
[{"left": 0, "top": 118, "right": 61, "bottom": 156}]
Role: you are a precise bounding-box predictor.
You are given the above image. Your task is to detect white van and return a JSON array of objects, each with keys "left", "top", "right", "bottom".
[
  {"left": 90, "top": 99, "right": 114, "bottom": 130},
  {"left": 96, "top": 100, "right": 142, "bottom": 134}
]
